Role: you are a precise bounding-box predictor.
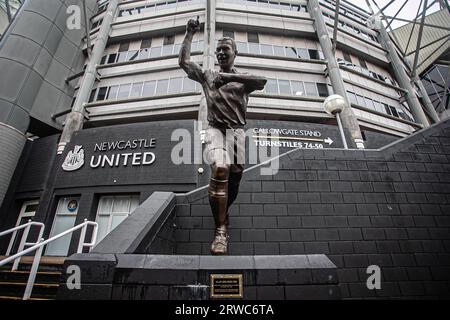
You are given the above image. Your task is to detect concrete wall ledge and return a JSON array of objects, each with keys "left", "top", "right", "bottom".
[{"left": 57, "top": 253, "right": 340, "bottom": 300}]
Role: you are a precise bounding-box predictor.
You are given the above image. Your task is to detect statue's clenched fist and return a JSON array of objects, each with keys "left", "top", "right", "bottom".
[{"left": 186, "top": 16, "right": 200, "bottom": 34}]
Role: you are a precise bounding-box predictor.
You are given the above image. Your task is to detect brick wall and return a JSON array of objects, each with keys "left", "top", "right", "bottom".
[{"left": 165, "top": 118, "right": 450, "bottom": 299}]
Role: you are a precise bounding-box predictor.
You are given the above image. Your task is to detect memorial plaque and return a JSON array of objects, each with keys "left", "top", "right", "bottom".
[{"left": 210, "top": 274, "right": 243, "bottom": 298}]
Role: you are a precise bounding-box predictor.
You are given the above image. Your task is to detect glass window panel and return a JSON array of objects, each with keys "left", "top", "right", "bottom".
[
  {"left": 318, "top": 50, "right": 325, "bottom": 60},
  {"left": 191, "top": 41, "right": 198, "bottom": 52},
  {"left": 278, "top": 80, "right": 291, "bottom": 95},
  {"left": 291, "top": 81, "right": 304, "bottom": 96},
  {"left": 150, "top": 46, "right": 162, "bottom": 57},
  {"left": 397, "top": 109, "right": 407, "bottom": 120},
  {"left": 119, "top": 43, "right": 129, "bottom": 52},
  {"left": 236, "top": 41, "right": 248, "bottom": 54},
  {"left": 223, "top": 30, "right": 235, "bottom": 39},
  {"left": 143, "top": 81, "right": 156, "bottom": 96},
  {"left": 389, "top": 106, "right": 399, "bottom": 117},
  {"left": 107, "top": 53, "right": 117, "bottom": 64},
  {"left": 156, "top": 79, "right": 169, "bottom": 95},
  {"left": 358, "top": 57, "right": 367, "bottom": 69},
  {"left": 100, "top": 55, "right": 107, "bottom": 65},
  {"left": 46, "top": 215, "right": 76, "bottom": 256},
  {"left": 130, "top": 82, "right": 143, "bottom": 98},
  {"left": 248, "top": 43, "right": 260, "bottom": 54},
  {"left": 162, "top": 44, "right": 174, "bottom": 56},
  {"left": 107, "top": 85, "right": 119, "bottom": 100},
  {"left": 197, "top": 40, "right": 204, "bottom": 51},
  {"left": 164, "top": 34, "right": 175, "bottom": 45},
  {"left": 304, "top": 82, "right": 318, "bottom": 96},
  {"left": 356, "top": 95, "right": 365, "bottom": 107},
  {"left": 317, "top": 83, "right": 329, "bottom": 97},
  {"left": 297, "top": 48, "right": 309, "bottom": 59},
  {"left": 173, "top": 43, "right": 181, "bottom": 54},
  {"left": 141, "top": 6, "right": 154, "bottom": 14},
  {"left": 248, "top": 32, "right": 259, "bottom": 43},
  {"left": 98, "top": 197, "right": 113, "bottom": 214},
  {"left": 373, "top": 101, "right": 384, "bottom": 113},
  {"left": 127, "top": 50, "right": 139, "bottom": 61},
  {"left": 182, "top": 77, "right": 196, "bottom": 92},
  {"left": 97, "top": 87, "right": 108, "bottom": 101},
  {"left": 343, "top": 51, "right": 352, "bottom": 63},
  {"left": 285, "top": 47, "right": 297, "bottom": 58},
  {"left": 116, "top": 51, "right": 128, "bottom": 63},
  {"left": 139, "top": 48, "right": 150, "bottom": 59},
  {"left": 168, "top": 77, "right": 183, "bottom": 94},
  {"left": 130, "top": 197, "right": 139, "bottom": 212},
  {"left": 117, "top": 84, "right": 131, "bottom": 99},
  {"left": 308, "top": 49, "right": 320, "bottom": 60},
  {"left": 141, "top": 39, "right": 152, "bottom": 49},
  {"left": 265, "top": 78, "right": 279, "bottom": 94},
  {"left": 112, "top": 197, "right": 130, "bottom": 213},
  {"left": 260, "top": 44, "right": 273, "bottom": 55},
  {"left": 273, "top": 45, "right": 285, "bottom": 57},
  {"left": 383, "top": 103, "right": 391, "bottom": 114},
  {"left": 95, "top": 215, "right": 109, "bottom": 244},
  {"left": 364, "top": 97, "right": 375, "bottom": 110},
  {"left": 89, "top": 89, "right": 96, "bottom": 102},
  {"left": 348, "top": 91, "right": 357, "bottom": 105}
]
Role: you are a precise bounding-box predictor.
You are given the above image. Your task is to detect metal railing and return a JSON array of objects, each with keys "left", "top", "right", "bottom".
[
  {"left": 0, "top": 219, "right": 98, "bottom": 300},
  {"left": 0, "top": 220, "right": 45, "bottom": 271}
]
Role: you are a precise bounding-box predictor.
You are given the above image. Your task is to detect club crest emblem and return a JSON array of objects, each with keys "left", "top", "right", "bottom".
[{"left": 62, "top": 145, "right": 85, "bottom": 171}]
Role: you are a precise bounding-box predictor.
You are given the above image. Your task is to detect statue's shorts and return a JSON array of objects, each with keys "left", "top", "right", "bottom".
[{"left": 205, "top": 125, "right": 245, "bottom": 168}]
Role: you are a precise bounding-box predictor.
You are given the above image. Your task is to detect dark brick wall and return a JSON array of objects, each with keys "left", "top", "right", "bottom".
[{"left": 164, "top": 118, "right": 450, "bottom": 299}]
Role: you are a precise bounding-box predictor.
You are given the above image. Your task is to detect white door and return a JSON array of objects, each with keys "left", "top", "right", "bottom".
[
  {"left": 45, "top": 197, "right": 80, "bottom": 256},
  {"left": 8, "top": 200, "right": 39, "bottom": 253}
]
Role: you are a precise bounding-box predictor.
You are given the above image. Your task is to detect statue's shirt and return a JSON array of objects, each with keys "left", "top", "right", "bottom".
[{"left": 187, "top": 67, "right": 250, "bottom": 129}]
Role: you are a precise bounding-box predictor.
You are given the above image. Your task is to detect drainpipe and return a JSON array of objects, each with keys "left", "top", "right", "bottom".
[
  {"left": 308, "top": 0, "right": 365, "bottom": 149},
  {"left": 57, "top": 0, "right": 120, "bottom": 154}
]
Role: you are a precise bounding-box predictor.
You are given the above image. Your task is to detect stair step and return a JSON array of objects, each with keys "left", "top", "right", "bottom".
[
  {"left": 0, "top": 256, "right": 66, "bottom": 273},
  {"left": 0, "top": 295, "right": 53, "bottom": 301},
  {"left": 0, "top": 281, "right": 59, "bottom": 288},
  {"left": 0, "top": 256, "right": 63, "bottom": 300},
  {"left": 0, "top": 255, "right": 66, "bottom": 266},
  {"left": 0, "top": 281, "right": 59, "bottom": 298},
  {"left": 0, "top": 270, "right": 61, "bottom": 283}
]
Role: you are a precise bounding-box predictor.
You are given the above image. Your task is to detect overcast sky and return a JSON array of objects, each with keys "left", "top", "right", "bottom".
[{"left": 346, "top": 0, "right": 443, "bottom": 29}]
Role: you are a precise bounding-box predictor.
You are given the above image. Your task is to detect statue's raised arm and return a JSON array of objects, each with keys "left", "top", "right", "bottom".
[{"left": 178, "top": 17, "right": 205, "bottom": 83}]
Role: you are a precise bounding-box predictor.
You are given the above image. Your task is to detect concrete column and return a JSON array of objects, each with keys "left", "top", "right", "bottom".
[
  {"left": 58, "top": 0, "right": 120, "bottom": 154},
  {"left": 198, "top": 0, "right": 216, "bottom": 134},
  {"left": 415, "top": 77, "right": 440, "bottom": 122},
  {"left": 307, "top": 0, "right": 365, "bottom": 149},
  {"left": 0, "top": 123, "right": 27, "bottom": 207},
  {"left": 375, "top": 20, "right": 430, "bottom": 127}
]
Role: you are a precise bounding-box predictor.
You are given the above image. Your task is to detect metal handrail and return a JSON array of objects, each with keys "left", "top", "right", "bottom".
[
  {"left": 0, "top": 220, "right": 45, "bottom": 271},
  {"left": 0, "top": 219, "right": 98, "bottom": 300}
]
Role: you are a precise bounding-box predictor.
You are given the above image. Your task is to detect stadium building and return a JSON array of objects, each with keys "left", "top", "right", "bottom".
[{"left": 0, "top": 0, "right": 449, "bottom": 300}]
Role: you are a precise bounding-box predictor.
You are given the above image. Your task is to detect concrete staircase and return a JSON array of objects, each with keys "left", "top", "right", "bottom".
[{"left": 0, "top": 256, "right": 64, "bottom": 300}]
